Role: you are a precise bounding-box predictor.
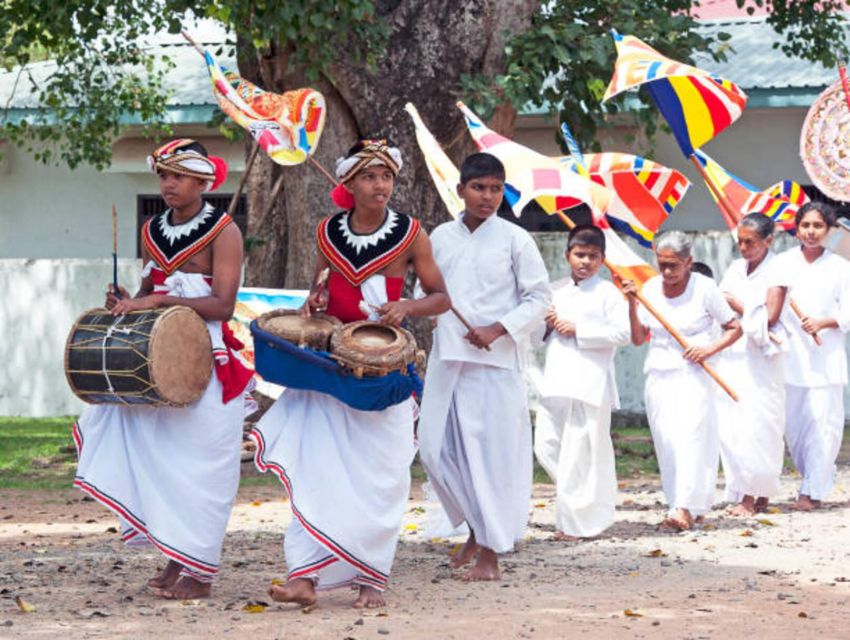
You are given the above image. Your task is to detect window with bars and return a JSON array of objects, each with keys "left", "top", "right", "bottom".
[{"left": 135, "top": 194, "right": 247, "bottom": 257}]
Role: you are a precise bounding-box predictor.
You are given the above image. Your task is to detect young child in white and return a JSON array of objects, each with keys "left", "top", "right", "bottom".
[{"left": 534, "top": 225, "right": 629, "bottom": 539}]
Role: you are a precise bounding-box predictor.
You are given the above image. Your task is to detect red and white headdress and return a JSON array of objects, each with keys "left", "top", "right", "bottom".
[{"left": 147, "top": 138, "right": 228, "bottom": 192}]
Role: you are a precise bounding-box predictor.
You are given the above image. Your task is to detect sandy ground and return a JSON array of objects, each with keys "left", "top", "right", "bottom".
[{"left": 1, "top": 465, "right": 849, "bottom": 640}]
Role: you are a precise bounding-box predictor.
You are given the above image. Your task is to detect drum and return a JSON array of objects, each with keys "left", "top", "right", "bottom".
[
  {"left": 64, "top": 307, "right": 212, "bottom": 407},
  {"left": 255, "top": 309, "right": 341, "bottom": 351},
  {"left": 330, "top": 321, "right": 419, "bottom": 378}
]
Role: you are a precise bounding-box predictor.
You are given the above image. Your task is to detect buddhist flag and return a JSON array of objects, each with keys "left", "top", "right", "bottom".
[
  {"left": 205, "top": 50, "right": 326, "bottom": 166},
  {"left": 599, "top": 220, "right": 658, "bottom": 289},
  {"left": 553, "top": 152, "right": 689, "bottom": 247},
  {"left": 693, "top": 150, "right": 808, "bottom": 232},
  {"left": 604, "top": 31, "right": 747, "bottom": 156},
  {"left": 405, "top": 103, "right": 465, "bottom": 218},
  {"left": 456, "top": 101, "right": 610, "bottom": 217}
]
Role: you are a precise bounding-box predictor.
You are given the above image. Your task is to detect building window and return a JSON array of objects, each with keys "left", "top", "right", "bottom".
[{"left": 135, "top": 194, "right": 248, "bottom": 257}]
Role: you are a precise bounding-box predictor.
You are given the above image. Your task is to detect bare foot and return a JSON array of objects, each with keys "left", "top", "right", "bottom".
[
  {"left": 755, "top": 497, "right": 770, "bottom": 513},
  {"left": 158, "top": 576, "right": 211, "bottom": 600},
  {"left": 449, "top": 532, "right": 480, "bottom": 569},
  {"left": 268, "top": 578, "right": 317, "bottom": 607},
  {"left": 551, "top": 531, "right": 579, "bottom": 542},
  {"left": 728, "top": 495, "right": 756, "bottom": 517},
  {"left": 147, "top": 560, "right": 181, "bottom": 590},
  {"left": 790, "top": 495, "right": 822, "bottom": 511},
  {"left": 460, "top": 547, "right": 500, "bottom": 582},
  {"left": 660, "top": 508, "right": 693, "bottom": 531},
  {"left": 353, "top": 585, "right": 385, "bottom": 609}
]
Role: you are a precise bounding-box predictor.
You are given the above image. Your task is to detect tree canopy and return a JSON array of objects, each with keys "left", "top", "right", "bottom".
[{"left": 1, "top": 0, "right": 846, "bottom": 169}]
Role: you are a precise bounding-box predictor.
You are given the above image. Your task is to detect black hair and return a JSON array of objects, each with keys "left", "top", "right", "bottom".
[
  {"left": 691, "top": 261, "right": 714, "bottom": 279},
  {"left": 795, "top": 201, "right": 838, "bottom": 228},
  {"left": 459, "top": 152, "right": 505, "bottom": 184},
  {"left": 738, "top": 212, "right": 775, "bottom": 239},
  {"left": 174, "top": 140, "right": 209, "bottom": 157},
  {"left": 567, "top": 224, "right": 606, "bottom": 255}
]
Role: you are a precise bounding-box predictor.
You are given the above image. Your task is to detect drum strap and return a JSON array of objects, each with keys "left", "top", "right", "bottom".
[{"left": 101, "top": 316, "right": 131, "bottom": 396}]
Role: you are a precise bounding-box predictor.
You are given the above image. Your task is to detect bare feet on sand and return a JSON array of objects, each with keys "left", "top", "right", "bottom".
[
  {"left": 268, "top": 578, "right": 317, "bottom": 607},
  {"left": 755, "top": 497, "right": 770, "bottom": 513},
  {"left": 728, "top": 495, "right": 756, "bottom": 517},
  {"left": 660, "top": 508, "right": 694, "bottom": 531},
  {"left": 551, "top": 531, "right": 579, "bottom": 542},
  {"left": 790, "top": 495, "right": 822, "bottom": 511},
  {"left": 460, "top": 547, "right": 500, "bottom": 582},
  {"left": 353, "top": 585, "right": 386, "bottom": 609},
  {"left": 159, "top": 576, "right": 211, "bottom": 600},
  {"left": 449, "top": 533, "right": 480, "bottom": 569},
  {"left": 147, "top": 560, "right": 181, "bottom": 590}
]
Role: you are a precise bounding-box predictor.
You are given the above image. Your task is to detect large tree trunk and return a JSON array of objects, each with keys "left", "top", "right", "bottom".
[{"left": 241, "top": 1, "right": 537, "bottom": 343}]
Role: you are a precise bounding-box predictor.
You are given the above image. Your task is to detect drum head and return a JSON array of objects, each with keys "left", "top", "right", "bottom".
[
  {"left": 149, "top": 307, "right": 212, "bottom": 406},
  {"left": 348, "top": 324, "right": 404, "bottom": 356},
  {"left": 257, "top": 310, "right": 340, "bottom": 350}
]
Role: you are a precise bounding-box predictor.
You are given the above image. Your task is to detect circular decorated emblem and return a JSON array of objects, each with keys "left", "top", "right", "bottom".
[{"left": 800, "top": 78, "right": 850, "bottom": 202}]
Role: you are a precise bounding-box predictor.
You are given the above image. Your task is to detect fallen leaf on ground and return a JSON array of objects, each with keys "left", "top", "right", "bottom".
[
  {"left": 448, "top": 544, "right": 463, "bottom": 556},
  {"left": 250, "top": 500, "right": 262, "bottom": 507},
  {"left": 534, "top": 502, "right": 546, "bottom": 508},
  {"left": 643, "top": 549, "right": 666, "bottom": 558},
  {"left": 242, "top": 601, "right": 268, "bottom": 613},
  {"left": 756, "top": 518, "right": 776, "bottom": 526},
  {"left": 270, "top": 578, "right": 283, "bottom": 586},
  {"left": 740, "top": 530, "right": 754, "bottom": 537},
  {"left": 15, "top": 597, "right": 35, "bottom": 613},
  {"left": 623, "top": 609, "right": 643, "bottom": 617},
  {"left": 798, "top": 612, "right": 808, "bottom": 618},
  {"left": 766, "top": 507, "right": 781, "bottom": 514}
]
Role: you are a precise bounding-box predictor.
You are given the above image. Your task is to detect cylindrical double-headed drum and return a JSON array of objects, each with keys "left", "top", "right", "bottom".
[
  {"left": 64, "top": 307, "right": 212, "bottom": 407},
  {"left": 330, "top": 321, "right": 418, "bottom": 378},
  {"left": 255, "top": 309, "right": 342, "bottom": 351}
]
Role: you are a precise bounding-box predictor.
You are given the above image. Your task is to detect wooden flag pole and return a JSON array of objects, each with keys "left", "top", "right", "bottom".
[
  {"left": 555, "top": 210, "right": 738, "bottom": 401},
  {"left": 112, "top": 204, "right": 121, "bottom": 300},
  {"left": 227, "top": 141, "right": 260, "bottom": 217}
]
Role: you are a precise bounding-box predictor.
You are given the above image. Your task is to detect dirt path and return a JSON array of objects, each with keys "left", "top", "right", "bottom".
[{"left": 1, "top": 469, "right": 849, "bottom": 639}]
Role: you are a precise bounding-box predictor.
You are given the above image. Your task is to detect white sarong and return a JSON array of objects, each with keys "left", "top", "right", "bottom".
[
  {"left": 251, "top": 391, "right": 416, "bottom": 591},
  {"left": 74, "top": 269, "right": 248, "bottom": 582},
  {"left": 419, "top": 360, "right": 532, "bottom": 553}
]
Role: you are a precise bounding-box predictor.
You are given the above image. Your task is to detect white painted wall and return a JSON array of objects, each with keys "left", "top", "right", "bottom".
[{"left": 6, "top": 230, "right": 850, "bottom": 419}]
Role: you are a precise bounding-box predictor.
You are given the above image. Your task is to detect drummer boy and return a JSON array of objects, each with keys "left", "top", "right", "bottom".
[
  {"left": 73, "top": 139, "right": 252, "bottom": 599},
  {"left": 250, "top": 139, "right": 450, "bottom": 609},
  {"left": 417, "top": 152, "right": 551, "bottom": 581}
]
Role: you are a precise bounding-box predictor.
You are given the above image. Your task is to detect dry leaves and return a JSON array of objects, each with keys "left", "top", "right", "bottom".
[
  {"left": 740, "top": 530, "right": 754, "bottom": 537},
  {"left": 756, "top": 518, "right": 776, "bottom": 527},
  {"left": 623, "top": 609, "right": 643, "bottom": 618},
  {"left": 242, "top": 601, "right": 268, "bottom": 613},
  {"left": 642, "top": 549, "right": 666, "bottom": 558},
  {"left": 14, "top": 596, "right": 35, "bottom": 613}
]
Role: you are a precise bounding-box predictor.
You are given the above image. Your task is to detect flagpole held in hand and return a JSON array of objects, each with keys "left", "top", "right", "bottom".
[
  {"left": 112, "top": 204, "right": 121, "bottom": 300},
  {"left": 555, "top": 210, "right": 738, "bottom": 402}
]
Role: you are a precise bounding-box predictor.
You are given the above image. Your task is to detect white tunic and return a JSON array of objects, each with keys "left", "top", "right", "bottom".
[
  {"left": 638, "top": 273, "right": 736, "bottom": 516},
  {"left": 418, "top": 214, "right": 550, "bottom": 553},
  {"left": 74, "top": 270, "right": 249, "bottom": 583},
  {"left": 774, "top": 246, "right": 850, "bottom": 499},
  {"left": 534, "top": 274, "right": 629, "bottom": 537},
  {"left": 717, "top": 253, "right": 786, "bottom": 501}
]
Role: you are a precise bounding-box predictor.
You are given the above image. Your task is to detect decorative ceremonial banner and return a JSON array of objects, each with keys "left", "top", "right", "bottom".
[
  {"left": 229, "top": 288, "right": 308, "bottom": 395},
  {"left": 549, "top": 152, "right": 689, "bottom": 247},
  {"left": 599, "top": 221, "right": 658, "bottom": 288},
  {"left": 205, "top": 50, "right": 326, "bottom": 166},
  {"left": 456, "top": 101, "right": 611, "bottom": 217},
  {"left": 604, "top": 31, "right": 748, "bottom": 156},
  {"left": 693, "top": 150, "right": 807, "bottom": 232},
  {"left": 405, "top": 103, "right": 465, "bottom": 218},
  {"left": 800, "top": 77, "right": 850, "bottom": 201},
  {"left": 559, "top": 122, "right": 590, "bottom": 179}
]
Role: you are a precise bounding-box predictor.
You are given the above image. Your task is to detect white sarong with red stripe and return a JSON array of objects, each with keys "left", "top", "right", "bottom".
[
  {"left": 73, "top": 266, "right": 252, "bottom": 583},
  {"left": 251, "top": 274, "right": 416, "bottom": 591}
]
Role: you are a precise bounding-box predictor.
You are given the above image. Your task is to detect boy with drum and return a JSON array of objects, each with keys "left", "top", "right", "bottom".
[
  {"left": 251, "top": 139, "right": 450, "bottom": 609},
  {"left": 418, "top": 153, "right": 551, "bottom": 581},
  {"left": 73, "top": 139, "right": 254, "bottom": 599}
]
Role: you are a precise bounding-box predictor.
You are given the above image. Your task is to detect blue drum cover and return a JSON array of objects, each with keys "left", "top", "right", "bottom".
[{"left": 250, "top": 320, "right": 422, "bottom": 412}]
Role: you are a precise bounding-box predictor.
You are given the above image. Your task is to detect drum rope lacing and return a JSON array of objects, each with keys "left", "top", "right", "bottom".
[{"left": 101, "top": 315, "right": 132, "bottom": 395}]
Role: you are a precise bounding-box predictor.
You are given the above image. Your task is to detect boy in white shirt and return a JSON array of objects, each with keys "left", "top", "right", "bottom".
[{"left": 534, "top": 225, "right": 630, "bottom": 539}]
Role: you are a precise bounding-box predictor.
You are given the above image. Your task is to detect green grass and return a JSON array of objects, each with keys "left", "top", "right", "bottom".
[
  {"left": 612, "top": 426, "right": 659, "bottom": 478},
  {"left": 0, "top": 417, "right": 77, "bottom": 489}
]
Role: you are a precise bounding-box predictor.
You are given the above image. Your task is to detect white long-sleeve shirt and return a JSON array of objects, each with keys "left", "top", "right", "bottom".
[
  {"left": 539, "top": 274, "right": 629, "bottom": 408},
  {"left": 774, "top": 247, "right": 850, "bottom": 386},
  {"left": 429, "top": 214, "right": 551, "bottom": 370}
]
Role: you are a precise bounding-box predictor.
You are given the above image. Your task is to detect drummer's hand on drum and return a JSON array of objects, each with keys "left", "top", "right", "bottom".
[
  {"left": 377, "top": 300, "right": 411, "bottom": 327},
  {"left": 111, "top": 294, "right": 162, "bottom": 316},
  {"left": 301, "top": 288, "right": 329, "bottom": 318},
  {"left": 105, "top": 284, "right": 131, "bottom": 310}
]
